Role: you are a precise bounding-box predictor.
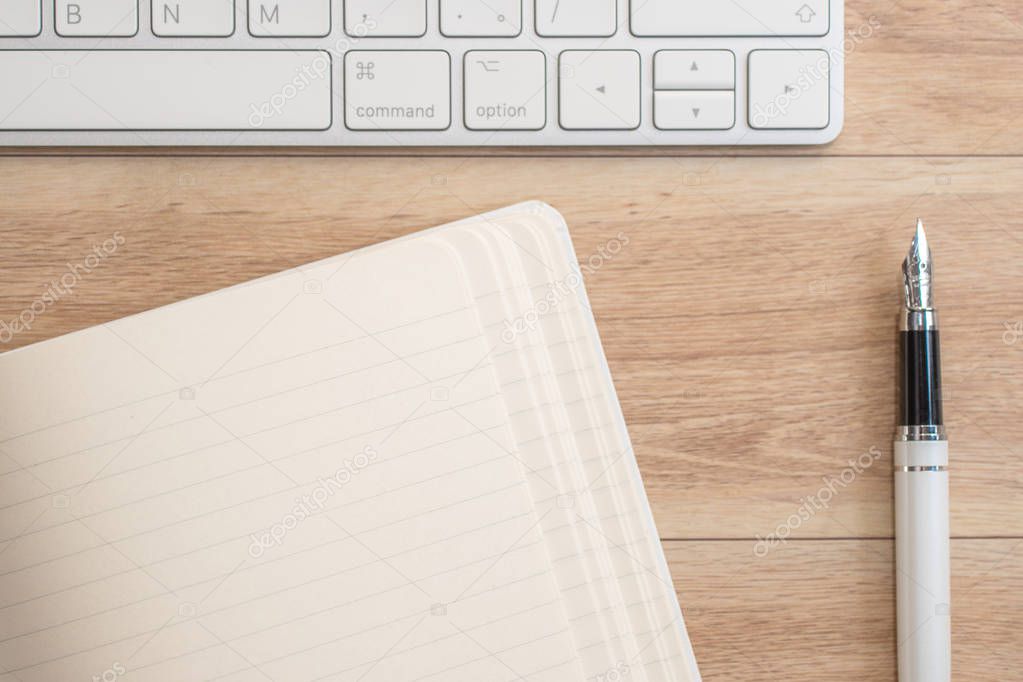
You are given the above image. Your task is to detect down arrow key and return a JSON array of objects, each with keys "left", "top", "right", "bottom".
[{"left": 654, "top": 90, "right": 735, "bottom": 131}]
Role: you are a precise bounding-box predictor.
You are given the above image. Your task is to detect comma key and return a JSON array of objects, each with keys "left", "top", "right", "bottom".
[{"left": 344, "top": 51, "right": 451, "bottom": 131}]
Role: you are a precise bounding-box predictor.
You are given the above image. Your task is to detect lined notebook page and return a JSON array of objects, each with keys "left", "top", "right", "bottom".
[
  {"left": 445, "top": 211, "right": 698, "bottom": 681},
  {"left": 0, "top": 202, "right": 699, "bottom": 682},
  {"left": 503, "top": 214, "right": 698, "bottom": 680}
]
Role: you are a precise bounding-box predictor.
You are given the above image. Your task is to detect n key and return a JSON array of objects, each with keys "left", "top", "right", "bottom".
[{"left": 153, "top": 0, "right": 234, "bottom": 36}]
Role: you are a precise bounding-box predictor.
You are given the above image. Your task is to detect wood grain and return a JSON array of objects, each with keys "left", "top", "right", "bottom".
[
  {"left": 1, "top": 1, "right": 1022, "bottom": 676},
  {"left": 667, "top": 538, "right": 1023, "bottom": 681},
  {"left": 1, "top": 156, "right": 1020, "bottom": 540},
  {"left": 835, "top": 0, "right": 1023, "bottom": 156}
]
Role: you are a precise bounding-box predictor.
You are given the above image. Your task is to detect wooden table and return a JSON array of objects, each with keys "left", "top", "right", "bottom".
[{"left": 1, "top": 1, "right": 1021, "bottom": 678}]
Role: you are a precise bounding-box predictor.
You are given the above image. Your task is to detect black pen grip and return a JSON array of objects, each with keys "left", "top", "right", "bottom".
[{"left": 899, "top": 330, "right": 943, "bottom": 427}]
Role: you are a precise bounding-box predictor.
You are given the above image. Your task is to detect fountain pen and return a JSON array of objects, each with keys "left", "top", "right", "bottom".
[{"left": 895, "top": 220, "right": 951, "bottom": 682}]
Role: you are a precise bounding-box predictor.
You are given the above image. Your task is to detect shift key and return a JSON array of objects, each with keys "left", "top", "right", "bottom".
[{"left": 344, "top": 51, "right": 451, "bottom": 130}]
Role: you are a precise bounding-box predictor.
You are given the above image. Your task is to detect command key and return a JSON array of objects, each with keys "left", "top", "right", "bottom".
[{"left": 344, "top": 51, "right": 451, "bottom": 131}]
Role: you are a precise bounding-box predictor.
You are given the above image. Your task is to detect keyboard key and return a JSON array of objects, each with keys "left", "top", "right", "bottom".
[
  {"left": 748, "top": 49, "right": 829, "bottom": 129},
  {"left": 535, "top": 0, "right": 615, "bottom": 37},
  {"left": 56, "top": 0, "right": 137, "bottom": 36},
  {"left": 655, "top": 91, "right": 734, "bottom": 130},
  {"left": 345, "top": 0, "right": 425, "bottom": 37},
  {"left": 152, "top": 0, "right": 234, "bottom": 36},
  {"left": 654, "top": 50, "right": 734, "bottom": 90},
  {"left": 248, "top": 0, "right": 329, "bottom": 37},
  {"left": 344, "top": 51, "right": 450, "bottom": 130},
  {"left": 0, "top": 0, "right": 41, "bottom": 36},
  {"left": 464, "top": 51, "right": 545, "bottom": 131},
  {"left": 0, "top": 51, "right": 331, "bottom": 130},
  {"left": 631, "top": 0, "right": 828, "bottom": 37},
  {"left": 441, "top": 0, "right": 521, "bottom": 37},
  {"left": 559, "top": 50, "right": 640, "bottom": 130}
]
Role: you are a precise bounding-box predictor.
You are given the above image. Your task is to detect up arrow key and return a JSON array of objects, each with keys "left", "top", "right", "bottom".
[{"left": 654, "top": 50, "right": 735, "bottom": 91}]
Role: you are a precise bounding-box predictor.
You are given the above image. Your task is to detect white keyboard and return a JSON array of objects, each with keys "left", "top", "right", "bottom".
[{"left": 0, "top": 0, "right": 845, "bottom": 147}]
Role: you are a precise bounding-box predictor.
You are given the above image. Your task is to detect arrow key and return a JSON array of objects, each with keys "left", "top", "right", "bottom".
[
  {"left": 748, "top": 49, "right": 829, "bottom": 129},
  {"left": 559, "top": 50, "right": 640, "bottom": 130},
  {"left": 654, "top": 50, "right": 734, "bottom": 90},
  {"left": 654, "top": 90, "right": 734, "bottom": 130}
]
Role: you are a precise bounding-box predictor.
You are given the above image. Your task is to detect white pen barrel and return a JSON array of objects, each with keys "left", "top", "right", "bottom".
[{"left": 894, "top": 439, "right": 951, "bottom": 682}]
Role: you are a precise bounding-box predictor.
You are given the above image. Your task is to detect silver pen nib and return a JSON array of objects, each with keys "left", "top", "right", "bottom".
[{"left": 902, "top": 219, "right": 933, "bottom": 310}]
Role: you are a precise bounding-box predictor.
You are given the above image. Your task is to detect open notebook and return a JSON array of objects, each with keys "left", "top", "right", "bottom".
[{"left": 0, "top": 202, "right": 700, "bottom": 682}]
